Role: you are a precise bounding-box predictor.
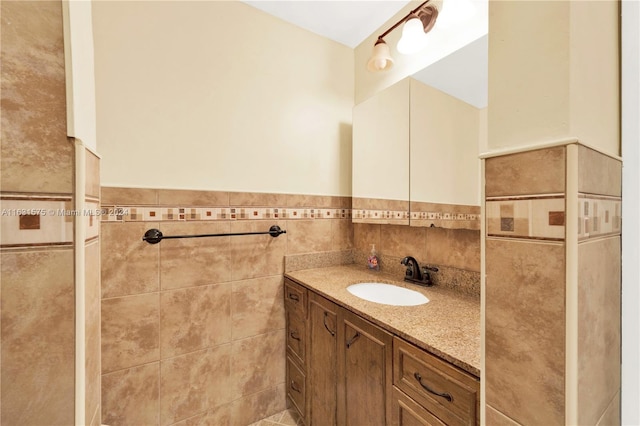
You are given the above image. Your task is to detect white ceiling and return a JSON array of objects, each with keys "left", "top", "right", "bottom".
[
  {"left": 241, "top": 1, "right": 412, "bottom": 49},
  {"left": 241, "top": 0, "right": 488, "bottom": 108}
]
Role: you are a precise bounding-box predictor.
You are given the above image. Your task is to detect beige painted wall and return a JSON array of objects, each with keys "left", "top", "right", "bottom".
[
  {"left": 478, "top": 107, "right": 488, "bottom": 153},
  {"left": 569, "top": 1, "right": 619, "bottom": 155},
  {"left": 93, "top": 1, "right": 353, "bottom": 195},
  {"left": 488, "top": 1, "right": 619, "bottom": 156}
]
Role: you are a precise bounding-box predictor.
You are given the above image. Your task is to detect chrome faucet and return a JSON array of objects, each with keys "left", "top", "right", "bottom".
[{"left": 400, "top": 256, "right": 439, "bottom": 286}]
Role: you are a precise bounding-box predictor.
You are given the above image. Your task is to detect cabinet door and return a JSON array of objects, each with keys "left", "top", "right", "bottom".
[
  {"left": 308, "top": 293, "right": 339, "bottom": 425},
  {"left": 339, "top": 309, "right": 393, "bottom": 426}
]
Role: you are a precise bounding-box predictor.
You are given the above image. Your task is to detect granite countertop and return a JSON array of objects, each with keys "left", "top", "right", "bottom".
[{"left": 284, "top": 264, "right": 481, "bottom": 377}]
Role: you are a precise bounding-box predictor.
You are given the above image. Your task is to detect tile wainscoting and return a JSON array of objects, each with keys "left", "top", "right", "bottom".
[
  {"left": 100, "top": 186, "right": 482, "bottom": 425},
  {"left": 99, "top": 187, "right": 353, "bottom": 426}
]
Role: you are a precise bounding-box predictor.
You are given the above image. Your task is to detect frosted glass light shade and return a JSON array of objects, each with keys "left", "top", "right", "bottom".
[
  {"left": 436, "top": 0, "right": 476, "bottom": 29},
  {"left": 367, "top": 40, "right": 394, "bottom": 72},
  {"left": 397, "top": 17, "right": 430, "bottom": 54}
]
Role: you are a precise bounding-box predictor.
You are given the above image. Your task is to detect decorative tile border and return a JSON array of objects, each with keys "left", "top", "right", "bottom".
[
  {"left": 85, "top": 198, "right": 100, "bottom": 241},
  {"left": 1, "top": 194, "right": 103, "bottom": 248},
  {"left": 578, "top": 194, "right": 621, "bottom": 240},
  {"left": 486, "top": 193, "right": 622, "bottom": 241},
  {"left": 100, "top": 188, "right": 480, "bottom": 229},
  {"left": 352, "top": 204, "right": 481, "bottom": 228},
  {"left": 352, "top": 209, "right": 480, "bottom": 222},
  {"left": 100, "top": 205, "right": 353, "bottom": 222},
  {"left": 352, "top": 209, "right": 408, "bottom": 222},
  {"left": 1, "top": 196, "right": 74, "bottom": 247},
  {"left": 410, "top": 212, "right": 480, "bottom": 221},
  {"left": 486, "top": 195, "right": 565, "bottom": 241}
]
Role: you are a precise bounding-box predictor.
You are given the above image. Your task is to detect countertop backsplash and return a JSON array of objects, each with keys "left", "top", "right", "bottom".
[{"left": 286, "top": 249, "right": 480, "bottom": 299}]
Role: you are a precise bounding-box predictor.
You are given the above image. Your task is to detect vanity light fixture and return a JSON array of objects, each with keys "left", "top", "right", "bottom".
[{"left": 367, "top": 0, "right": 441, "bottom": 72}]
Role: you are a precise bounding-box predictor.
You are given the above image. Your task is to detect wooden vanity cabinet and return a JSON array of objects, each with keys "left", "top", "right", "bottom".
[
  {"left": 284, "top": 278, "right": 478, "bottom": 426},
  {"left": 339, "top": 308, "right": 393, "bottom": 426},
  {"left": 285, "top": 278, "right": 393, "bottom": 425}
]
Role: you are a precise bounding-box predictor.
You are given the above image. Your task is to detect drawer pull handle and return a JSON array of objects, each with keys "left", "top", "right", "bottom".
[
  {"left": 414, "top": 372, "right": 453, "bottom": 402},
  {"left": 346, "top": 331, "right": 361, "bottom": 348},
  {"left": 288, "top": 293, "right": 300, "bottom": 302},
  {"left": 290, "top": 331, "right": 301, "bottom": 341},
  {"left": 323, "top": 312, "right": 336, "bottom": 336},
  {"left": 290, "top": 380, "right": 302, "bottom": 393}
]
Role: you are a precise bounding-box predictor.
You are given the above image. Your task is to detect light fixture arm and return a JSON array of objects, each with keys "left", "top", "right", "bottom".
[
  {"left": 374, "top": 0, "right": 433, "bottom": 42},
  {"left": 367, "top": 0, "right": 439, "bottom": 71}
]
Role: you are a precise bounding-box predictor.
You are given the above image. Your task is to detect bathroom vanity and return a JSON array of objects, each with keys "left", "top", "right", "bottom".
[{"left": 283, "top": 265, "right": 480, "bottom": 425}]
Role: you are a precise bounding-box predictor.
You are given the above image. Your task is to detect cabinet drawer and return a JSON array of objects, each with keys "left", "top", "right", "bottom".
[
  {"left": 393, "top": 338, "right": 479, "bottom": 426},
  {"left": 286, "top": 309, "right": 306, "bottom": 366},
  {"left": 284, "top": 278, "right": 307, "bottom": 316},
  {"left": 286, "top": 354, "right": 306, "bottom": 419},
  {"left": 392, "top": 387, "right": 446, "bottom": 426}
]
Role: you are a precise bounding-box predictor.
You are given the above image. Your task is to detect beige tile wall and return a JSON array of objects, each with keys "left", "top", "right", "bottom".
[
  {"left": 0, "top": 250, "right": 76, "bottom": 425},
  {"left": 0, "top": 1, "right": 73, "bottom": 195},
  {"left": 485, "top": 146, "right": 568, "bottom": 425},
  {"left": 100, "top": 187, "right": 353, "bottom": 425},
  {"left": 86, "top": 241, "right": 102, "bottom": 425},
  {"left": 576, "top": 145, "right": 622, "bottom": 426},
  {"left": 85, "top": 149, "right": 102, "bottom": 426},
  {"left": 0, "top": 1, "right": 83, "bottom": 425},
  {"left": 484, "top": 143, "right": 622, "bottom": 425},
  {"left": 485, "top": 239, "right": 566, "bottom": 425},
  {"left": 577, "top": 237, "right": 621, "bottom": 425}
]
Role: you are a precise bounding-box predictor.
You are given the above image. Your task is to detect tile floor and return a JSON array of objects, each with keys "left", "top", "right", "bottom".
[{"left": 249, "top": 408, "right": 304, "bottom": 426}]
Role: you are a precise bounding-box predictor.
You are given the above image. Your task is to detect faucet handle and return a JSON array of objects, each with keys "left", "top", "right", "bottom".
[{"left": 420, "top": 266, "right": 438, "bottom": 286}]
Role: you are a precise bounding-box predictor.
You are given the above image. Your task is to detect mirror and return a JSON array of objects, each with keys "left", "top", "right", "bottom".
[
  {"left": 352, "top": 35, "right": 487, "bottom": 228},
  {"left": 352, "top": 78, "right": 410, "bottom": 225}
]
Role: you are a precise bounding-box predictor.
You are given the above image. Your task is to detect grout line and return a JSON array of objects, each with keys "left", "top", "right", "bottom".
[
  {"left": 101, "top": 359, "right": 161, "bottom": 377},
  {"left": 102, "top": 326, "right": 288, "bottom": 378},
  {"left": 101, "top": 272, "right": 286, "bottom": 301}
]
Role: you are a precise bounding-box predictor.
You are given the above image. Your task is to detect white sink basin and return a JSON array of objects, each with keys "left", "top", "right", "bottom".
[{"left": 346, "top": 282, "right": 429, "bottom": 306}]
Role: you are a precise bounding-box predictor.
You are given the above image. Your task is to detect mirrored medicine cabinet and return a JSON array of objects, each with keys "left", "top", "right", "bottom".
[{"left": 352, "top": 36, "right": 486, "bottom": 229}]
